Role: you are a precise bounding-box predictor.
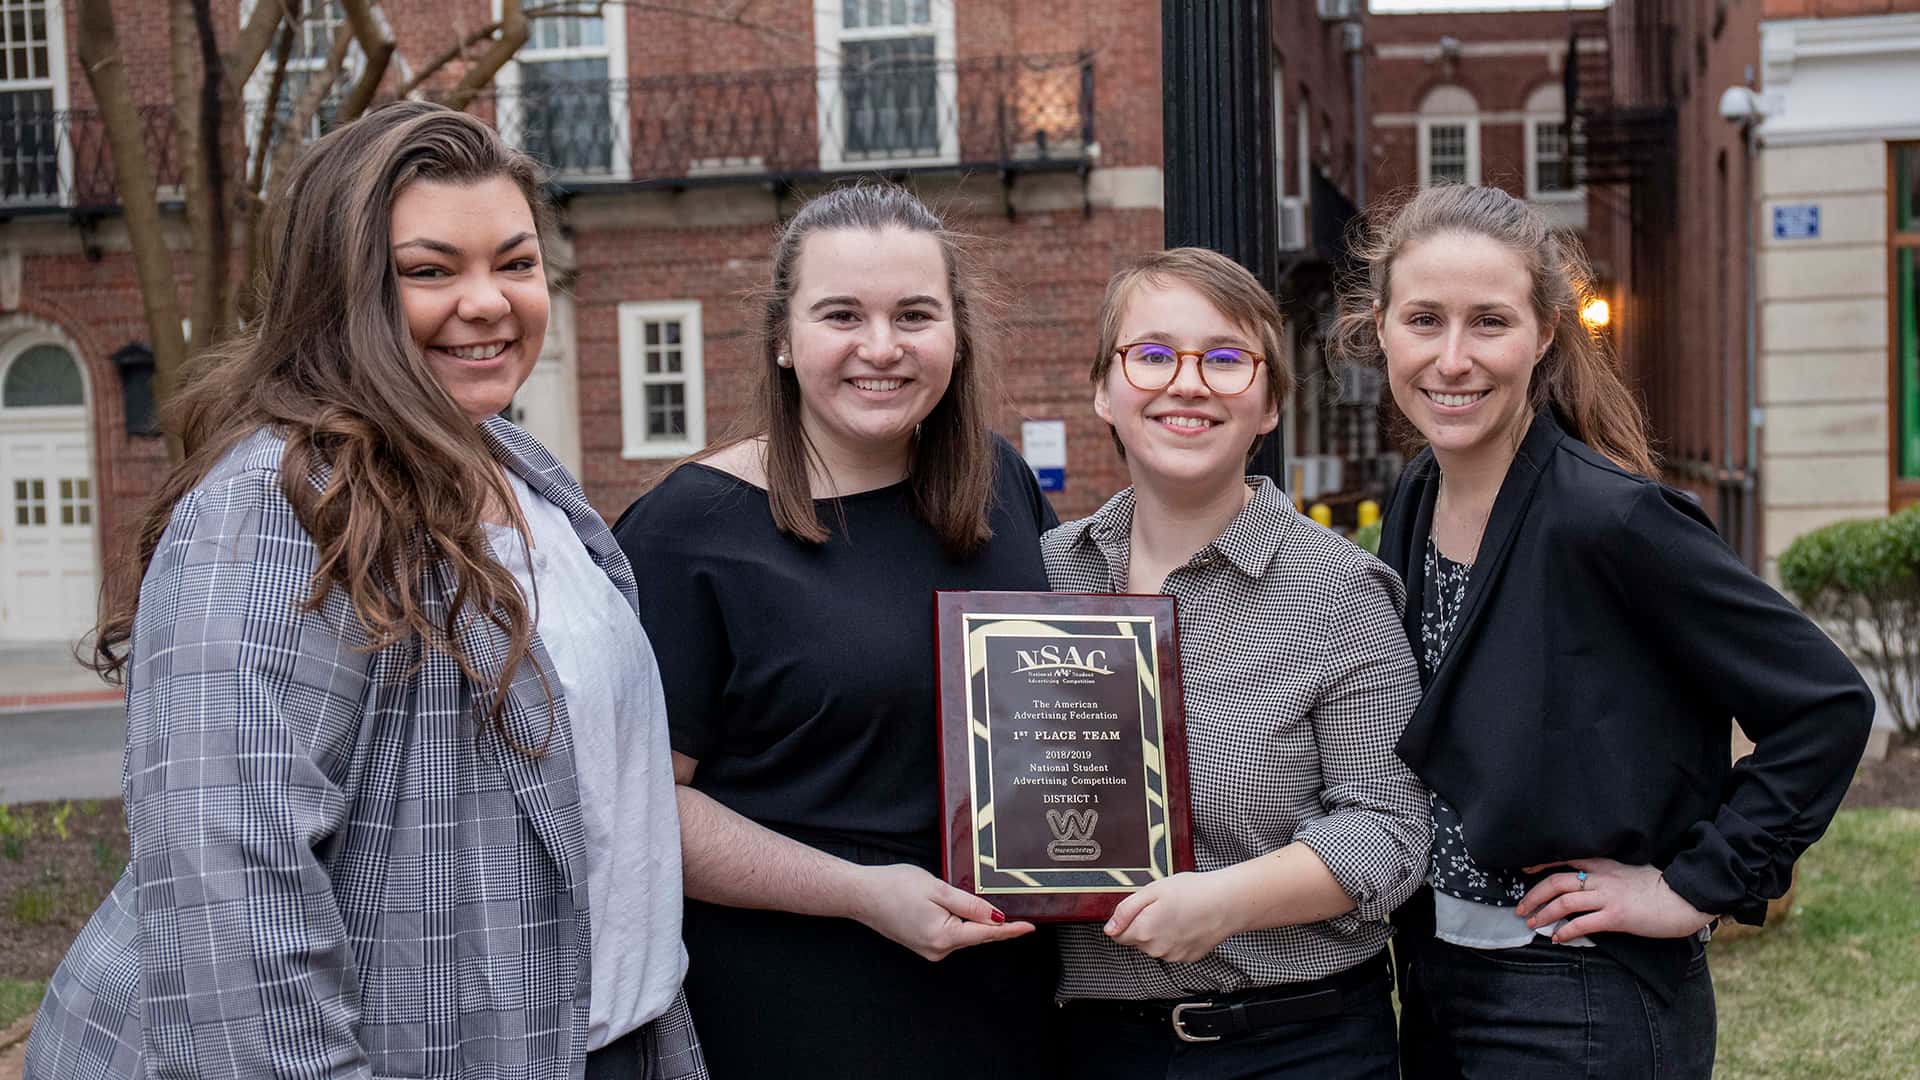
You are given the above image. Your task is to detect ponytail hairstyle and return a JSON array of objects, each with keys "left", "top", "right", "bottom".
[{"left": 1329, "top": 184, "right": 1656, "bottom": 476}]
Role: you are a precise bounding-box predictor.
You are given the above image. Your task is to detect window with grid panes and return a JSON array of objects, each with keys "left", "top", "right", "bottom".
[
  {"left": 0, "top": 0, "right": 57, "bottom": 204},
  {"left": 840, "top": 0, "right": 939, "bottom": 158},
  {"left": 1427, "top": 124, "right": 1468, "bottom": 185},
  {"left": 58, "top": 476, "right": 90, "bottom": 526},
  {"left": 13, "top": 477, "right": 44, "bottom": 526},
  {"left": 515, "top": 2, "right": 613, "bottom": 175},
  {"left": 619, "top": 300, "right": 705, "bottom": 457},
  {"left": 1533, "top": 121, "right": 1571, "bottom": 193},
  {"left": 1895, "top": 144, "right": 1920, "bottom": 484}
]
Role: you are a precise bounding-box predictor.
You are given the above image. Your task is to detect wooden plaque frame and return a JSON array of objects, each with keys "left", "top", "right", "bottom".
[{"left": 935, "top": 590, "right": 1196, "bottom": 923}]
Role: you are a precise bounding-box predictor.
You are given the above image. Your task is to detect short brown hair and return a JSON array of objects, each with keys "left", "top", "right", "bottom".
[{"left": 1091, "top": 247, "right": 1292, "bottom": 458}]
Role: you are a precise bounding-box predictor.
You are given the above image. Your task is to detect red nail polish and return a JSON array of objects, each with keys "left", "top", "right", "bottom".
[{"left": 990, "top": 910, "right": 1006, "bottom": 924}]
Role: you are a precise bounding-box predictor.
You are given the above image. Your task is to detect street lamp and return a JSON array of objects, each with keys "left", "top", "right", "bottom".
[{"left": 1580, "top": 296, "right": 1611, "bottom": 329}]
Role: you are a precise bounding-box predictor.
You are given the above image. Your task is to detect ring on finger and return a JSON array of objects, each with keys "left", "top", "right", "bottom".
[{"left": 1576, "top": 871, "right": 1590, "bottom": 890}]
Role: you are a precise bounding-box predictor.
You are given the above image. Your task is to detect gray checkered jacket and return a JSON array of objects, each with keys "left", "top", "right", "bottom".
[{"left": 25, "top": 419, "right": 704, "bottom": 1080}]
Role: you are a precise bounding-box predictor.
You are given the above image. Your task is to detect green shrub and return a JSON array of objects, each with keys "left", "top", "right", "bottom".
[
  {"left": 1350, "top": 521, "right": 1382, "bottom": 555},
  {"left": 1780, "top": 507, "right": 1920, "bottom": 736}
]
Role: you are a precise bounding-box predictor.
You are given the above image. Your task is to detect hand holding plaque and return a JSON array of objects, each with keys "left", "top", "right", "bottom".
[{"left": 935, "top": 591, "right": 1196, "bottom": 922}]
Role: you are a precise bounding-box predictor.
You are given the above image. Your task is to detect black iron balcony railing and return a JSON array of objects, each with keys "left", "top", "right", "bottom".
[
  {"left": 0, "top": 52, "right": 1094, "bottom": 212},
  {"left": 470, "top": 52, "right": 1095, "bottom": 187}
]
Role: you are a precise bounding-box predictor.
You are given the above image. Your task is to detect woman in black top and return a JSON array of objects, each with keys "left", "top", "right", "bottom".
[
  {"left": 613, "top": 184, "right": 1058, "bottom": 1078},
  {"left": 1334, "top": 184, "right": 1873, "bottom": 1079}
]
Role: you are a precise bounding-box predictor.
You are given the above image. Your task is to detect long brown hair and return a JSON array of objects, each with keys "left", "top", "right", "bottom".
[
  {"left": 1329, "top": 184, "right": 1656, "bottom": 476},
  {"left": 693, "top": 182, "right": 1001, "bottom": 558},
  {"left": 92, "top": 101, "right": 557, "bottom": 750}
]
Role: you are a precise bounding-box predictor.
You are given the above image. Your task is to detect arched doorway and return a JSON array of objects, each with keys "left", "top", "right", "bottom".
[{"left": 0, "top": 332, "right": 97, "bottom": 643}]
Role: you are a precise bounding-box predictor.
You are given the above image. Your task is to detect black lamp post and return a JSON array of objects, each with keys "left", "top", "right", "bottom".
[{"left": 1161, "top": 1, "right": 1285, "bottom": 486}]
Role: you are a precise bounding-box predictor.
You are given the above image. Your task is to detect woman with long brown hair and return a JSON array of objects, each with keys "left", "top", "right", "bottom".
[
  {"left": 611, "top": 183, "right": 1059, "bottom": 1077},
  {"left": 26, "top": 102, "right": 702, "bottom": 1080},
  {"left": 1335, "top": 183, "right": 1872, "bottom": 1078}
]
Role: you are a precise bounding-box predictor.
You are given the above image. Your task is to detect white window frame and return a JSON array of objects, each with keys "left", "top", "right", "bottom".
[
  {"left": 1523, "top": 83, "right": 1581, "bottom": 201},
  {"left": 618, "top": 300, "right": 705, "bottom": 460},
  {"left": 813, "top": 0, "right": 958, "bottom": 170},
  {"left": 494, "top": 0, "right": 629, "bottom": 181},
  {"left": 1417, "top": 85, "right": 1480, "bottom": 187},
  {"left": 0, "top": 0, "right": 71, "bottom": 208}
]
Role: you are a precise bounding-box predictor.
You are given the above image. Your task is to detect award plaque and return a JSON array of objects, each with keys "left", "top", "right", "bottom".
[{"left": 934, "top": 590, "right": 1195, "bottom": 922}]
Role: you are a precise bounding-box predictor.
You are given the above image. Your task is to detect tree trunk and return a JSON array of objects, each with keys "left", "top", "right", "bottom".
[{"left": 77, "top": 0, "right": 189, "bottom": 460}]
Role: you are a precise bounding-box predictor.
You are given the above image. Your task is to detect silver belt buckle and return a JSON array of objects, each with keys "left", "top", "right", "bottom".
[{"left": 1170, "top": 1001, "right": 1221, "bottom": 1043}]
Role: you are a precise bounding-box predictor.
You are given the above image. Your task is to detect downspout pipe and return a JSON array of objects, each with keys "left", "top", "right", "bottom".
[
  {"left": 1347, "top": 19, "right": 1365, "bottom": 209},
  {"left": 1742, "top": 117, "right": 1761, "bottom": 571}
]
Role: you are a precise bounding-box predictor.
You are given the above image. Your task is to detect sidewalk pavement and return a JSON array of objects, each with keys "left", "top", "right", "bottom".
[{"left": 0, "top": 641, "right": 121, "bottom": 712}]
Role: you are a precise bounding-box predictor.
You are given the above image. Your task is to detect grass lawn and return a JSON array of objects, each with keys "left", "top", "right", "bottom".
[
  {"left": 0, "top": 979, "right": 41, "bottom": 1033},
  {"left": 1712, "top": 807, "right": 1920, "bottom": 1078}
]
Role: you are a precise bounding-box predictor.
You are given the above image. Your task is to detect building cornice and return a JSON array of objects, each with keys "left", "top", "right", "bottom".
[{"left": 1763, "top": 13, "right": 1920, "bottom": 88}]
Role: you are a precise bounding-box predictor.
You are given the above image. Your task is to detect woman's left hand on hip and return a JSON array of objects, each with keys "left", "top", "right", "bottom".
[{"left": 1516, "top": 858, "right": 1715, "bottom": 943}]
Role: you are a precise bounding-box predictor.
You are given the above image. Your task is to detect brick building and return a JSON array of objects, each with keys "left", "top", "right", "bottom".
[
  {"left": 1365, "top": 5, "right": 1603, "bottom": 244},
  {"left": 0, "top": 1, "right": 1370, "bottom": 644}
]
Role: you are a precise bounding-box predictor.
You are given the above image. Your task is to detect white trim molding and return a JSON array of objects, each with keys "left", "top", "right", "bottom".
[
  {"left": 1761, "top": 13, "right": 1920, "bottom": 147},
  {"left": 618, "top": 300, "right": 706, "bottom": 460}
]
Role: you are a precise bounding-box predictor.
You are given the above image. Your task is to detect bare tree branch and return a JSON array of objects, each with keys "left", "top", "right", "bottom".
[
  {"left": 334, "top": 0, "right": 395, "bottom": 122},
  {"left": 248, "top": 17, "right": 297, "bottom": 196},
  {"left": 440, "top": 0, "right": 527, "bottom": 112},
  {"left": 264, "top": 16, "right": 354, "bottom": 203},
  {"left": 397, "top": 19, "right": 499, "bottom": 100},
  {"left": 224, "top": 0, "right": 293, "bottom": 87},
  {"left": 76, "top": 0, "right": 188, "bottom": 460}
]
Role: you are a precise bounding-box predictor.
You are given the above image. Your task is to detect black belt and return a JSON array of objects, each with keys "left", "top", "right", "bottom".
[{"left": 1064, "top": 951, "right": 1389, "bottom": 1044}]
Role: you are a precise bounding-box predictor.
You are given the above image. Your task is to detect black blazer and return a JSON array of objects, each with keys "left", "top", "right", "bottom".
[{"left": 1381, "top": 411, "right": 1872, "bottom": 993}]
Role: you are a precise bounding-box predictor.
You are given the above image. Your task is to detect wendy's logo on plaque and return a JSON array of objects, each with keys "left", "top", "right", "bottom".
[
  {"left": 1045, "top": 807, "right": 1102, "bottom": 862},
  {"left": 936, "top": 591, "right": 1197, "bottom": 922}
]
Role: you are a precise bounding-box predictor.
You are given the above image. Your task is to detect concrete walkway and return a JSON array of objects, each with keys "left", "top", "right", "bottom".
[{"left": 0, "top": 641, "right": 120, "bottom": 712}]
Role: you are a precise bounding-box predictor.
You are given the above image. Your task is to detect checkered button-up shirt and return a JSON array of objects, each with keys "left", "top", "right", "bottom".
[
  {"left": 1043, "top": 478, "right": 1430, "bottom": 998},
  {"left": 26, "top": 420, "right": 703, "bottom": 1080}
]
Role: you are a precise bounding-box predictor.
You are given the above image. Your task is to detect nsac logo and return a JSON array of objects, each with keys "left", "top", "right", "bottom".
[
  {"left": 1045, "top": 807, "right": 1101, "bottom": 862},
  {"left": 1011, "top": 644, "right": 1114, "bottom": 676}
]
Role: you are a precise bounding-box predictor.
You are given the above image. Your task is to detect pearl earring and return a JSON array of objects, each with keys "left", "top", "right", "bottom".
[{"left": 776, "top": 354, "right": 792, "bottom": 368}]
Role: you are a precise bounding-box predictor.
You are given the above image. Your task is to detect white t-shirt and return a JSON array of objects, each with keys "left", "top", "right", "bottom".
[{"left": 486, "top": 470, "right": 688, "bottom": 1050}]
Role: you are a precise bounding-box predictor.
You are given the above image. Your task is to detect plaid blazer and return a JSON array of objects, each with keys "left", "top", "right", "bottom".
[{"left": 26, "top": 419, "right": 705, "bottom": 1080}]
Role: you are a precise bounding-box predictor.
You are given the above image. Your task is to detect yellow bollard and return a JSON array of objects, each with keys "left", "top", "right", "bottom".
[
  {"left": 1356, "top": 499, "right": 1380, "bottom": 529},
  {"left": 1308, "top": 503, "right": 1333, "bottom": 528}
]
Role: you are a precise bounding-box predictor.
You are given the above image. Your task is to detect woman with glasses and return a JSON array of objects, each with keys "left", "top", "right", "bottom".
[{"left": 1043, "top": 248, "right": 1429, "bottom": 1079}]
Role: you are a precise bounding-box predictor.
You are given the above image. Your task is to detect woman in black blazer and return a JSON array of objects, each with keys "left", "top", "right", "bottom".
[{"left": 1336, "top": 184, "right": 1873, "bottom": 1079}]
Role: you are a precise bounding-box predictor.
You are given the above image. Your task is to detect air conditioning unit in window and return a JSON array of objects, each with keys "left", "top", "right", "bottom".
[
  {"left": 1279, "top": 197, "right": 1308, "bottom": 252},
  {"left": 1317, "top": 0, "right": 1361, "bottom": 21}
]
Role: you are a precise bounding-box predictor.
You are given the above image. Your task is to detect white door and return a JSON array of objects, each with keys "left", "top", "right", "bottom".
[
  {"left": 0, "top": 342, "right": 97, "bottom": 644},
  {"left": 505, "top": 290, "right": 582, "bottom": 478}
]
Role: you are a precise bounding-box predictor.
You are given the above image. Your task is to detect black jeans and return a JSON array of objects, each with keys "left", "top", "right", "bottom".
[
  {"left": 1398, "top": 935, "right": 1716, "bottom": 1080},
  {"left": 583, "top": 1024, "right": 653, "bottom": 1080},
  {"left": 1057, "top": 965, "right": 1399, "bottom": 1080}
]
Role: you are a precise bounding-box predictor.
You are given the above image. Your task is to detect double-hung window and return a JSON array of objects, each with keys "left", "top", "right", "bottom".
[
  {"left": 497, "top": 1, "right": 627, "bottom": 179},
  {"left": 619, "top": 301, "right": 705, "bottom": 459},
  {"left": 817, "top": 1, "right": 957, "bottom": 167},
  {"left": 1525, "top": 84, "right": 1577, "bottom": 199},
  {"left": 1417, "top": 85, "right": 1479, "bottom": 188},
  {"left": 0, "top": 0, "right": 61, "bottom": 206}
]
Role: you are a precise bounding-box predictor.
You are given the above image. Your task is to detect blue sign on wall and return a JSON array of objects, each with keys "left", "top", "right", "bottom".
[{"left": 1772, "top": 204, "right": 1821, "bottom": 241}]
